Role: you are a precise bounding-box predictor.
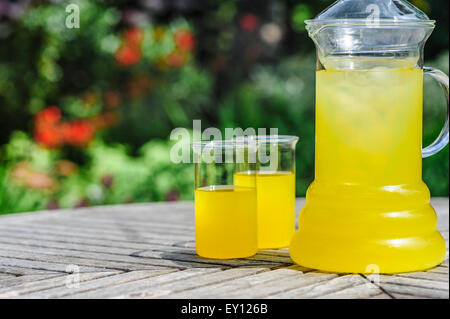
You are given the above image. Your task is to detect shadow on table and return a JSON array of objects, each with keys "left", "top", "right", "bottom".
[{"left": 129, "top": 241, "right": 296, "bottom": 269}]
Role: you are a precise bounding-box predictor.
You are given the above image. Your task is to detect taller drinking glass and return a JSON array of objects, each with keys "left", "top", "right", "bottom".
[{"left": 290, "top": 0, "right": 449, "bottom": 273}]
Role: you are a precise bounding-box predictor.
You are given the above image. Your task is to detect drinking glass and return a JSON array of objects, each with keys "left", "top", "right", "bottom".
[
  {"left": 192, "top": 140, "right": 258, "bottom": 259},
  {"left": 234, "top": 135, "right": 299, "bottom": 249}
]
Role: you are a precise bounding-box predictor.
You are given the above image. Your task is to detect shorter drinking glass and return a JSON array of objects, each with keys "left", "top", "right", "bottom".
[
  {"left": 234, "top": 135, "right": 299, "bottom": 249},
  {"left": 192, "top": 140, "right": 258, "bottom": 259}
]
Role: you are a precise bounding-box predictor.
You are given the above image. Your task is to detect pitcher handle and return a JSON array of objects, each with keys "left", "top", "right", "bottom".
[{"left": 422, "top": 67, "right": 449, "bottom": 158}]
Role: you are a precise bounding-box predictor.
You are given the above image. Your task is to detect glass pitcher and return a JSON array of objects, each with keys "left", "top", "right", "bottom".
[{"left": 290, "top": 0, "right": 449, "bottom": 273}]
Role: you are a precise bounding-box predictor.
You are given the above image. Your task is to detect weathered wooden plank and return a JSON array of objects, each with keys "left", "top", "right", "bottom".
[
  {"left": 66, "top": 202, "right": 195, "bottom": 224},
  {"left": 0, "top": 236, "right": 142, "bottom": 256},
  {"left": 65, "top": 268, "right": 221, "bottom": 298},
  {"left": 30, "top": 216, "right": 195, "bottom": 232},
  {"left": 135, "top": 249, "right": 292, "bottom": 267},
  {"left": 0, "top": 274, "right": 64, "bottom": 289},
  {"left": 26, "top": 218, "right": 195, "bottom": 237},
  {"left": 0, "top": 197, "right": 447, "bottom": 299},
  {"left": 425, "top": 265, "right": 449, "bottom": 274},
  {"left": 0, "top": 274, "right": 15, "bottom": 281},
  {"left": 376, "top": 275, "right": 449, "bottom": 299},
  {"left": 378, "top": 274, "right": 449, "bottom": 290},
  {"left": 267, "top": 274, "right": 381, "bottom": 299},
  {"left": 397, "top": 270, "right": 449, "bottom": 282},
  {"left": 316, "top": 281, "right": 388, "bottom": 299},
  {"left": 151, "top": 246, "right": 293, "bottom": 264},
  {"left": 0, "top": 255, "right": 111, "bottom": 273},
  {"left": 1, "top": 232, "right": 293, "bottom": 266},
  {"left": 124, "top": 267, "right": 269, "bottom": 299},
  {"left": 368, "top": 294, "right": 392, "bottom": 299},
  {"left": 0, "top": 231, "right": 292, "bottom": 266},
  {"left": 0, "top": 246, "right": 224, "bottom": 271},
  {"left": 380, "top": 283, "right": 449, "bottom": 299},
  {"left": 188, "top": 270, "right": 337, "bottom": 299},
  {"left": 433, "top": 198, "right": 449, "bottom": 231},
  {"left": 171, "top": 240, "right": 195, "bottom": 248},
  {"left": 0, "top": 223, "right": 193, "bottom": 243},
  {"left": 165, "top": 266, "right": 312, "bottom": 299},
  {"left": 0, "top": 228, "right": 186, "bottom": 252},
  {"left": 0, "top": 202, "right": 195, "bottom": 225},
  {"left": 0, "top": 240, "right": 287, "bottom": 270},
  {"left": 0, "top": 249, "right": 184, "bottom": 272},
  {"left": 0, "top": 265, "right": 63, "bottom": 276},
  {"left": 21, "top": 269, "right": 177, "bottom": 299},
  {"left": 0, "top": 228, "right": 292, "bottom": 266},
  {"left": 0, "top": 271, "right": 120, "bottom": 298},
  {"left": 390, "top": 293, "right": 430, "bottom": 299}
]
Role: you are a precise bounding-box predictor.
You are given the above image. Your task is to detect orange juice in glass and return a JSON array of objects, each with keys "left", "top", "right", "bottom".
[
  {"left": 193, "top": 140, "right": 258, "bottom": 259},
  {"left": 234, "top": 136, "right": 298, "bottom": 249}
]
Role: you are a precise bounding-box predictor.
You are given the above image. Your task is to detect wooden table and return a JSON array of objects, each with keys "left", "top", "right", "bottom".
[{"left": 0, "top": 198, "right": 447, "bottom": 299}]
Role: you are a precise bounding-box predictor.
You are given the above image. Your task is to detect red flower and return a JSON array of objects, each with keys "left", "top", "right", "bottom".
[
  {"left": 174, "top": 29, "right": 196, "bottom": 51},
  {"left": 115, "top": 27, "right": 144, "bottom": 66},
  {"left": 125, "top": 27, "right": 144, "bottom": 46},
  {"left": 240, "top": 14, "right": 259, "bottom": 32},
  {"left": 34, "top": 106, "right": 64, "bottom": 148},
  {"left": 35, "top": 106, "right": 61, "bottom": 127},
  {"left": 62, "top": 120, "right": 95, "bottom": 147},
  {"left": 115, "top": 44, "right": 141, "bottom": 66},
  {"left": 34, "top": 125, "right": 64, "bottom": 149}
]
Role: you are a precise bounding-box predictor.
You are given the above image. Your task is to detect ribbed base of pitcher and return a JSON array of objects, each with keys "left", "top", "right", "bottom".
[
  {"left": 290, "top": 181, "right": 447, "bottom": 273},
  {"left": 290, "top": 228, "right": 445, "bottom": 274}
]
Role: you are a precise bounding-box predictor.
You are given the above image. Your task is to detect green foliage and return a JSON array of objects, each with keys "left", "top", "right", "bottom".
[
  {"left": 0, "top": 0, "right": 448, "bottom": 215},
  {"left": 291, "top": 4, "right": 313, "bottom": 33},
  {"left": 423, "top": 51, "right": 449, "bottom": 196},
  {"left": 0, "top": 132, "right": 194, "bottom": 215},
  {"left": 0, "top": 131, "right": 54, "bottom": 214},
  {"left": 105, "top": 64, "right": 214, "bottom": 148}
]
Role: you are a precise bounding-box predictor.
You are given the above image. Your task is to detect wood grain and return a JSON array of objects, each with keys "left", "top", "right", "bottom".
[{"left": 0, "top": 198, "right": 447, "bottom": 299}]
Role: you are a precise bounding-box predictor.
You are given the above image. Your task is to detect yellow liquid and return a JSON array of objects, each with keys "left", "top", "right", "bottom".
[
  {"left": 195, "top": 186, "right": 257, "bottom": 259},
  {"left": 290, "top": 67, "right": 446, "bottom": 273},
  {"left": 235, "top": 171, "right": 296, "bottom": 249}
]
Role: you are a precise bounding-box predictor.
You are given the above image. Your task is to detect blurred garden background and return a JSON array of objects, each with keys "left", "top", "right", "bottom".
[{"left": 0, "top": 0, "right": 448, "bottom": 214}]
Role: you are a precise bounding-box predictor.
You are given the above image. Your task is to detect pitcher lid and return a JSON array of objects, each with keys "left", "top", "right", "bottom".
[{"left": 306, "top": 0, "right": 435, "bottom": 33}]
